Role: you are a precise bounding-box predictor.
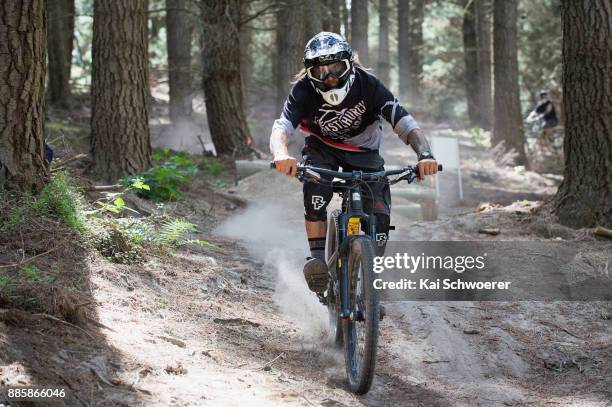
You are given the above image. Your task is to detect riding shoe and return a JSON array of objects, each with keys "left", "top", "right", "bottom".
[{"left": 303, "top": 257, "right": 328, "bottom": 293}]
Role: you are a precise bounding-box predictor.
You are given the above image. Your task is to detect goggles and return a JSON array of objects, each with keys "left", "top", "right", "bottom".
[{"left": 306, "top": 59, "right": 351, "bottom": 84}]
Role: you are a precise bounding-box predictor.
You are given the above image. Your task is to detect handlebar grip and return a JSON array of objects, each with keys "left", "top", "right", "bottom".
[
  {"left": 270, "top": 162, "right": 276, "bottom": 169},
  {"left": 438, "top": 164, "right": 443, "bottom": 172}
]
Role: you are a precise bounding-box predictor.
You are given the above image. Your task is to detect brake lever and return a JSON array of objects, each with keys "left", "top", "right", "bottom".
[{"left": 304, "top": 168, "right": 321, "bottom": 181}]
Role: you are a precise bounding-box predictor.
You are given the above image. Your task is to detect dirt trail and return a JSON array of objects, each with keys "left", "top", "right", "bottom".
[
  {"left": 215, "top": 164, "right": 611, "bottom": 406},
  {"left": 1, "top": 130, "right": 610, "bottom": 406}
]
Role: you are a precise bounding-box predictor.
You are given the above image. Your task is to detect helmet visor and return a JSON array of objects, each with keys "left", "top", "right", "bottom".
[{"left": 306, "top": 59, "right": 351, "bottom": 83}]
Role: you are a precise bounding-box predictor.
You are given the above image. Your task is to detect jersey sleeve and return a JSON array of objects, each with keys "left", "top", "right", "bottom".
[
  {"left": 272, "top": 78, "right": 312, "bottom": 136},
  {"left": 371, "top": 77, "right": 420, "bottom": 140}
]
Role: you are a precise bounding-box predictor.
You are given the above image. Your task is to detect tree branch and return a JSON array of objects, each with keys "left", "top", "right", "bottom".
[{"left": 240, "top": 3, "right": 280, "bottom": 26}]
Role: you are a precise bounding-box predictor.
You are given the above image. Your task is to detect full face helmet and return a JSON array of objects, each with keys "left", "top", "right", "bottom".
[{"left": 303, "top": 32, "right": 355, "bottom": 106}]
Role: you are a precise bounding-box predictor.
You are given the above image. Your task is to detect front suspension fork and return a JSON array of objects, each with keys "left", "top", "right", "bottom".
[
  {"left": 338, "top": 213, "right": 350, "bottom": 318},
  {"left": 337, "top": 209, "right": 378, "bottom": 319}
]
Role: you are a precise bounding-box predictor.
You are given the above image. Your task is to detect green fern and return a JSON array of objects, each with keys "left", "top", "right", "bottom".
[{"left": 157, "top": 218, "right": 197, "bottom": 246}]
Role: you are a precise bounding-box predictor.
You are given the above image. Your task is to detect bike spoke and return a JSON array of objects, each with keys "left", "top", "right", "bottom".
[{"left": 350, "top": 259, "right": 368, "bottom": 377}]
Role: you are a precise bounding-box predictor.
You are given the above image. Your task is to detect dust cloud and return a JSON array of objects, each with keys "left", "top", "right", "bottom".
[
  {"left": 216, "top": 202, "right": 329, "bottom": 342},
  {"left": 150, "top": 120, "right": 216, "bottom": 155}
]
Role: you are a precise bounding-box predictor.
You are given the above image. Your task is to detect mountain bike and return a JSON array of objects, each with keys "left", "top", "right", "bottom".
[
  {"left": 524, "top": 111, "right": 564, "bottom": 156},
  {"left": 271, "top": 162, "right": 442, "bottom": 394}
]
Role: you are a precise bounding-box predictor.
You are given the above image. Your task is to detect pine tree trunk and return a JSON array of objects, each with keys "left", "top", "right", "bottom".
[
  {"left": 492, "top": 0, "right": 525, "bottom": 165},
  {"left": 408, "top": 0, "right": 423, "bottom": 102},
  {"left": 275, "top": 0, "right": 307, "bottom": 112},
  {"left": 351, "top": 0, "right": 368, "bottom": 64},
  {"left": 305, "top": 0, "right": 323, "bottom": 36},
  {"left": 166, "top": 0, "right": 193, "bottom": 123},
  {"left": 398, "top": 0, "right": 423, "bottom": 103},
  {"left": 0, "top": 0, "right": 48, "bottom": 193},
  {"left": 322, "top": 0, "right": 331, "bottom": 31},
  {"left": 47, "top": 0, "right": 74, "bottom": 107},
  {"left": 91, "top": 0, "right": 151, "bottom": 181},
  {"left": 463, "top": 0, "right": 479, "bottom": 125},
  {"left": 329, "top": 0, "right": 341, "bottom": 34},
  {"left": 341, "top": 0, "right": 349, "bottom": 40},
  {"left": 239, "top": 0, "right": 251, "bottom": 100},
  {"left": 398, "top": 0, "right": 410, "bottom": 101},
  {"left": 476, "top": 0, "right": 492, "bottom": 130},
  {"left": 201, "top": 0, "right": 249, "bottom": 156},
  {"left": 377, "top": 0, "right": 390, "bottom": 85},
  {"left": 554, "top": 0, "right": 612, "bottom": 228}
]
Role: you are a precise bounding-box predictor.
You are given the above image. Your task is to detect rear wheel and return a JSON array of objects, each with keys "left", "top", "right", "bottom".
[
  {"left": 326, "top": 210, "right": 342, "bottom": 346},
  {"left": 343, "top": 236, "right": 379, "bottom": 394}
]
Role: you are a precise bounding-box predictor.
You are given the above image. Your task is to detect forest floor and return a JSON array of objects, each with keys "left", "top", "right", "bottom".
[{"left": 1, "top": 104, "right": 611, "bottom": 406}]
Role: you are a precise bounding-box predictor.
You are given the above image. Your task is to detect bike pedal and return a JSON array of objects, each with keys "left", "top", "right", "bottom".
[
  {"left": 389, "top": 225, "right": 396, "bottom": 231},
  {"left": 379, "top": 304, "right": 386, "bottom": 321}
]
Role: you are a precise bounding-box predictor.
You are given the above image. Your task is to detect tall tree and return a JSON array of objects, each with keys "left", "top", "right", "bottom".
[
  {"left": 166, "top": 0, "right": 193, "bottom": 122},
  {"left": 200, "top": 0, "right": 249, "bottom": 156},
  {"left": 408, "top": 0, "right": 424, "bottom": 102},
  {"left": 398, "top": 0, "right": 424, "bottom": 103},
  {"left": 239, "top": 0, "right": 251, "bottom": 100},
  {"left": 329, "top": 0, "right": 342, "bottom": 34},
  {"left": 462, "top": 0, "right": 479, "bottom": 125},
  {"left": 322, "top": 0, "right": 332, "bottom": 31},
  {"left": 476, "top": 0, "right": 492, "bottom": 130},
  {"left": 305, "top": 0, "right": 323, "bottom": 36},
  {"left": 0, "top": 0, "right": 48, "bottom": 192},
  {"left": 275, "top": 0, "right": 307, "bottom": 112},
  {"left": 554, "top": 0, "right": 612, "bottom": 228},
  {"left": 377, "top": 0, "right": 390, "bottom": 84},
  {"left": 492, "top": 0, "right": 525, "bottom": 165},
  {"left": 341, "top": 0, "right": 349, "bottom": 39},
  {"left": 398, "top": 0, "right": 411, "bottom": 101},
  {"left": 91, "top": 0, "right": 151, "bottom": 181},
  {"left": 47, "top": 0, "right": 74, "bottom": 107},
  {"left": 351, "top": 0, "right": 368, "bottom": 64}
]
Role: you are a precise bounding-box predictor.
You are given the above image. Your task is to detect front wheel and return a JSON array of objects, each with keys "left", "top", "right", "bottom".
[{"left": 343, "top": 236, "right": 379, "bottom": 394}]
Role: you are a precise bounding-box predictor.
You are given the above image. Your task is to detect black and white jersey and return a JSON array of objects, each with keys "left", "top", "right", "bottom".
[
  {"left": 535, "top": 99, "right": 558, "bottom": 123},
  {"left": 273, "top": 67, "right": 419, "bottom": 151}
]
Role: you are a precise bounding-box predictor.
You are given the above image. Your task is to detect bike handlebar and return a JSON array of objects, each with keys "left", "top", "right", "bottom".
[{"left": 270, "top": 162, "right": 443, "bottom": 181}]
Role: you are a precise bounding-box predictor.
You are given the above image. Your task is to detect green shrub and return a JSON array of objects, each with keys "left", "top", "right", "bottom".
[
  {"left": 88, "top": 218, "right": 144, "bottom": 264},
  {"left": 157, "top": 218, "right": 197, "bottom": 246},
  {"left": 121, "top": 154, "right": 197, "bottom": 202},
  {"left": 32, "top": 172, "right": 84, "bottom": 232},
  {"left": 152, "top": 147, "right": 174, "bottom": 162},
  {"left": 202, "top": 157, "right": 223, "bottom": 176},
  {"left": 0, "top": 172, "right": 84, "bottom": 234}
]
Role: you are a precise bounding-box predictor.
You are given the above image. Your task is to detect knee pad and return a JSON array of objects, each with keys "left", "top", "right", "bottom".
[
  {"left": 303, "top": 180, "right": 333, "bottom": 222},
  {"left": 374, "top": 213, "right": 390, "bottom": 256}
]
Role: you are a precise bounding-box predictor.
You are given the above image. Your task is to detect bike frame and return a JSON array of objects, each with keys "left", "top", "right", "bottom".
[
  {"left": 329, "top": 177, "right": 377, "bottom": 319},
  {"left": 311, "top": 166, "right": 418, "bottom": 320}
]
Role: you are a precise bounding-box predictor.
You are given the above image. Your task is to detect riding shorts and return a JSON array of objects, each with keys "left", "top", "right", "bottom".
[
  {"left": 543, "top": 117, "right": 559, "bottom": 129},
  {"left": 301, "top": 136, "right": 391, "bottom": 248}
]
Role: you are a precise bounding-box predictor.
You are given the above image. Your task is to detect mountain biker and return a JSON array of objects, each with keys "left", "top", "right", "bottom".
[
  {"left": 528, "top": 90, "right": 559, "bottom": 146},
  {"left": 269, "top": 32, "right": 438, "bottom": 294}
]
